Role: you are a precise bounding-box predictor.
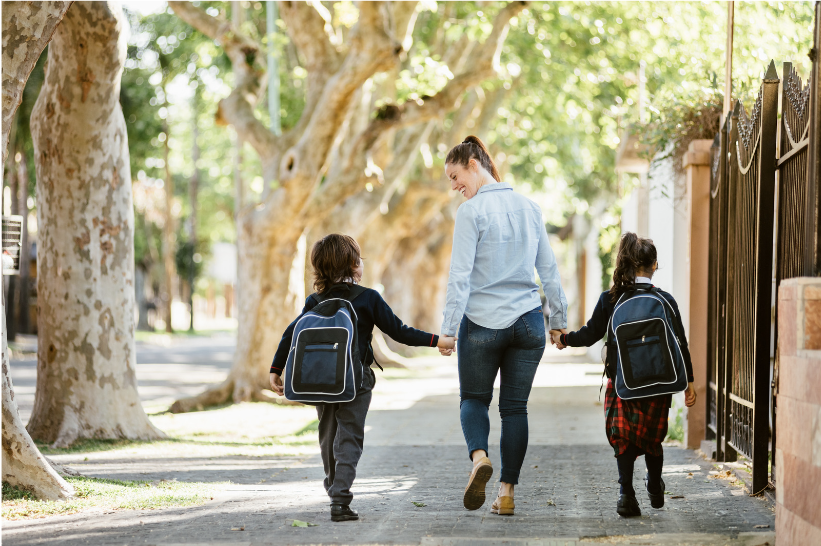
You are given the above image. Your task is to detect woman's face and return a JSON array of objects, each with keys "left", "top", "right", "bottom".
[{"left": 446, "top": 159, "right": 482, "bottom": 200}]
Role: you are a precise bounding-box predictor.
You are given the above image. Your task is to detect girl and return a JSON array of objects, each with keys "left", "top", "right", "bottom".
[
  {"left": 552, "top": 233, "right": 696, "bottom": 517},
  {"left": 270, "top": 234, "right": 456, "bottom": 522}
]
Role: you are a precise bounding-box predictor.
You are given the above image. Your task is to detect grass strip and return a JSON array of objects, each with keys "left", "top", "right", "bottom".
[{"left": 2, "top": 476, "right": 216, "bottom": 520}]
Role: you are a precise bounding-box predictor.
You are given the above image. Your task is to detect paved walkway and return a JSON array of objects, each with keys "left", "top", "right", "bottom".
[{"left": 4, "top": 339, "right": 775, "bottom": 545}]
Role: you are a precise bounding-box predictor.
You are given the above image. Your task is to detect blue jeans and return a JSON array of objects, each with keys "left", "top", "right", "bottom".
[{"left": 458, "top": 307, "right": 546, "bottom": 485}]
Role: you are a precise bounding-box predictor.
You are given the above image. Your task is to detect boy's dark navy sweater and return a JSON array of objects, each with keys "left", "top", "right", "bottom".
[
  {"left": 565, "top": 288, "right": 694, "bottom": 382},
  {"left": 270, "top": 284, "right": 439, "bottom": 374}
]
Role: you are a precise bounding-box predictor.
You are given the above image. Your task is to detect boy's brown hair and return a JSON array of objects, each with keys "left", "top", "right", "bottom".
[{"left": 311, "top": 234, "right": 361, "bottom": 294}]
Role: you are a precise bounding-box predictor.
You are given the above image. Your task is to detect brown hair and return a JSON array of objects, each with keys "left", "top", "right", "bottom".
[
  {"left": 609, "top": 232, "right": 658, "bottom": 302},
  {"left": 445, "top": 135, "right": 501, "bottom": 182},
  {"left": 311, "top": 234, "right": 362, "bottom": 294}
]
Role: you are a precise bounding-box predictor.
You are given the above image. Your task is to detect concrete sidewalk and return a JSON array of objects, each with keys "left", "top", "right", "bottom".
[{"left": 4, "top": 341, "right": 775, "bottom": 545}]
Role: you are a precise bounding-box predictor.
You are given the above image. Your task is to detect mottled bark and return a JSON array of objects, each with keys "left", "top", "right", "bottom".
[
  {"left": 1, "top": 0, "right": 74, "bottom": 500},
  {"left": 28, "top": 1, "right": 165, "bottom": 447},
  {"left": 162, "top": 118, "right": 175, "bottom": 333},
  {"left": 2, "top": 1, "right": 72, "bottom": 165},
  {"left": 3, "top": 310, "right": 74, "bottom": 499},
  {"left": 167, "top": 1, "right": 525, "bottom": 411}
]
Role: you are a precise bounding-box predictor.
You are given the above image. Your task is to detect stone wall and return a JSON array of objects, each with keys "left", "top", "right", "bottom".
[{"left": 776, "top": 278, "right": 821, "bottom": 545}]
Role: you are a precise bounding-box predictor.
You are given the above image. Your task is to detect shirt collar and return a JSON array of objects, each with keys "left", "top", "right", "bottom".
[
  {"left": 476, "top": 182, "right": 512, "bottom": 195},
  {"left": 636, "top": 276, "right": 653, "bottom": 284}
]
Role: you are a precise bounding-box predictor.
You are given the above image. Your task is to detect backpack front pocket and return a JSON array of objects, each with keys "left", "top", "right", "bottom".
[
  {"left": 616, "top": 319, "right": 677, "bottom": 389},
  {"left": 292, "top": 328, "right": 349, "bottom": 394}
]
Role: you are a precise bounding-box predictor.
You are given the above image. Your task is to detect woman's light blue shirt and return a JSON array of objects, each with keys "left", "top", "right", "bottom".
[{"left": 441, "top": 182, "right": 568, "bottom": 336}]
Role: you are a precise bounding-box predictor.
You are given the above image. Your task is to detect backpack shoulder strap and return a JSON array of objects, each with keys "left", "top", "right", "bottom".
[
  {"left": 651, "top": 288, "right": 686, "bottom": 342},
  {"left": 346, "top": 284, "right": 368, "bottom": 302}
]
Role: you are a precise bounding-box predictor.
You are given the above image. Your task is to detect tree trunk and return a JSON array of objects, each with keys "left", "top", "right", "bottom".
[
  {"left": 162, "top": 118, "right": 175, "bottom": 333},
  {"left": 167, "top": 1, "right": 525, "bottom": 411},
  {"left": 188, "top": 92, "right": 200, "bottom": 333},
  {"left": 1, "top": 0, "right": 75, "bottom": 500},
  {"left": 2, "top": 1, "right": 73, "bottom": 165},
  {"left": 170, "top": 218, "right": 304, "bottom": 412},
  {"left": 28, "top": 1, "right": 165, "bottom": 447},
  {"left": 3, "top": 305, "right": 74, "bottom": 499}
]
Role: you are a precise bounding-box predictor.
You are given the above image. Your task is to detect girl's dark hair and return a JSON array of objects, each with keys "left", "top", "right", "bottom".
[
  {"left": 311, "top": 234, "right": 361, "bottom": 294},
  {"left": 610, "top": 232, "right": 658, "bottom": 302},
  {"left": 445, "top": 135, "right": 501, "bottom": 182}
]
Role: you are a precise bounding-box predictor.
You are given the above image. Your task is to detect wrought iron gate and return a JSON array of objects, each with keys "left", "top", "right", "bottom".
[{"left": 707, "top": 33, "right": 819, "bottom": 494}]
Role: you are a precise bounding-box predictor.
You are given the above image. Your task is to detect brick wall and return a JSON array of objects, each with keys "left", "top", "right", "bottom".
[{"left": 776, "top": 278, "right": 821, "bottom": 545}]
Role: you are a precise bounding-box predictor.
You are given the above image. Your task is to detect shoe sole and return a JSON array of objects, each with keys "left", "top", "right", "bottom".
[
  {"left": 331, "top": 515, "right": 359, "bottom": 522},
  {"left": 463, "top": 464, "right": 493, "bottom": 510},
  {"left": 616, "top": 507, "right": 641, "bottom": 517}
]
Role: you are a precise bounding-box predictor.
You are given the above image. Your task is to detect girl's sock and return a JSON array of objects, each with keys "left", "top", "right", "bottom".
[
  {"left": 616, "top": 454, "right": 636, "bottom": 496},
  {"left": 645, "top": 452, "right": 664, "bottom": 493}
]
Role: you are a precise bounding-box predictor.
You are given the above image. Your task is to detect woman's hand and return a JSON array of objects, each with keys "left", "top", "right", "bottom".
[
  {"left": 438, "top": 335, "right": 457, "bottom": 356},
  {"left": 549, "top": 329, "right": 567, "bottom": 349},
  {"left": 684, "top": 382, "right": 697, "bottom": 407},
  {"left": 270, "top": 372, "right": 284, "bottom": 396}
]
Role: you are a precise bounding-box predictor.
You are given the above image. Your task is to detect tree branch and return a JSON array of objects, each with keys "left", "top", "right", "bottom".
[
  {"left": 351, "top": 2, "right": 526, "bottom": 161},
  {"left": 169, "top": 1, "right": 277, "bottom": 159}
]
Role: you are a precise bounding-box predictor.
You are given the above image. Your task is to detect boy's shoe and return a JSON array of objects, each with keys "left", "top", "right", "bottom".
[
  {"left": 463, "top": 456, "right": 493, "bottom": 510},
  {"left": 616, "top": 493, "right": 641, "bottom": 517},
  {"left": 645, "top": 474, "right": 665, "bottom": 509},
  {"left": 330, "top": 503, "right": 359, "bottom": 522}
]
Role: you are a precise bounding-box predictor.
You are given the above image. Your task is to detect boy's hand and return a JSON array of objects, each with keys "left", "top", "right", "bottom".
[
  {"left": 270, "top": 372, "right": 284, "bottom": 396},
  {"left": 684, "top": 382, "right": 697, "bottom": 407},
  {"left": 438, "top": 335, "right": 457, "bottom": 356}
]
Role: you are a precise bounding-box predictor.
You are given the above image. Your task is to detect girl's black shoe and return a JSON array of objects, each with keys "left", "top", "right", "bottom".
[
  {"left": 330, "top": 503, "right": 359, "bottom": 522},
  {"left": 616, "top": 494, "right": 641, "bottom": 517},
  {"left": 645, "top": 474, "right": 665, "bottom": 509}
]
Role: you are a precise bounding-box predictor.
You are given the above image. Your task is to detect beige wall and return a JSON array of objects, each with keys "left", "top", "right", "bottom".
[
  {"left": 683, "top": 139, "right": 712, "bottom": 449},
  {"left": 776, "top": 278, "right": 821, "bottom": 545}
]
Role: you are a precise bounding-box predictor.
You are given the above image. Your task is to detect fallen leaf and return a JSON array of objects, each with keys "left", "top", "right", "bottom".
[
  {"left": 546, "top": 499, "right": 556, "bottom": 506},
  {"left": 412, "top": 501, "right": 426, "bottom": 507},
  {"left": 754, "top": 524, "right": 770, "bottom": 529},
  {"left": 230, "top": 527, "right": 245, "bottom": 531},
  {"left": 292, "top": 520, "right": 317, "bottom": 527},
  {"left": 671, "top": 495, "right": 684, "bottom": 499}
]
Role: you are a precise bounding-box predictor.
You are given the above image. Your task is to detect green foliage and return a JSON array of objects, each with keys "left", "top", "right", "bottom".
[
  {"left": 175, "top": 239, "right": 211, "bottom": 282},
  {"left": 490, "top": 1, "right": 814, "bottom": 223},
  {"left": 599, "top": 216, "right": 622, "bottom": 291}
]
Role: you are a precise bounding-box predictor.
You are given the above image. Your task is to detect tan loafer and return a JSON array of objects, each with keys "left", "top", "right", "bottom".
[
  {"left": 490, "top": 495, "right": 515, "bottom": 516},
  {"left": 463, "top": 457, "right": 493, "bottom": 510}
]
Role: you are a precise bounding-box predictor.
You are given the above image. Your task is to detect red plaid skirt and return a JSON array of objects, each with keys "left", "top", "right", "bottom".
[{"left": 604, "top": 379, "right": 671, "bottom": 458}]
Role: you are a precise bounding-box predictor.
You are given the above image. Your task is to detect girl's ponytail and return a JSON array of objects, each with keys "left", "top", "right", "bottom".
[
  {"left": 609, "top": 232, "right": 658, "bottom": 302},
  {"left": 445, "top": 135, "right": 501, "bottom": 182}
]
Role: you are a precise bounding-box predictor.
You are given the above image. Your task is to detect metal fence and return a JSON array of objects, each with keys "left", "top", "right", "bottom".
[{"left": 707, "top": 29, "right": 819, "bottom": 494}]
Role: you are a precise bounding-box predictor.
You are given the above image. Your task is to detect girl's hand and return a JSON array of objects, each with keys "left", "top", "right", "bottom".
[
  {"left": 438, "top": 335, "right": 456, "bottom": 356},
  {"left": 270, "top": 372, "right": 284, "bottom": 396},
  {"left": 684, "top": 382, "right": 697, "bottom": 407}
]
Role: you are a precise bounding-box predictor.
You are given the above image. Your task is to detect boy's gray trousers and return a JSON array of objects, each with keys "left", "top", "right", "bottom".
[{"left": 316, "top": 367, "right": 374, "bottom": 505}]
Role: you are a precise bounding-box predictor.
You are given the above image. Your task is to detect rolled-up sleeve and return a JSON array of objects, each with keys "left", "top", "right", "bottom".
[
  {"left": 441, "top": 204, "right": 478, "bottom": 337},
  {"left": 535, "top": 217, "right": 568, "bottom": 330}
]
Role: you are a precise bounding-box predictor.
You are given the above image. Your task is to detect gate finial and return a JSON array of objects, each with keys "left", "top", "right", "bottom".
[{"left": 764, "top": 60, "right": 779, "bottom": 82}]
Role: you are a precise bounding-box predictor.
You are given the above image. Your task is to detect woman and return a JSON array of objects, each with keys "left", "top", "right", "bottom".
[{"left": 440, "top": 135, "right": 568, "bottom": 515}]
